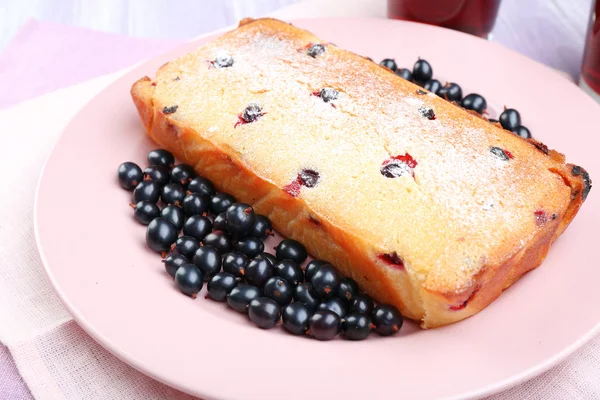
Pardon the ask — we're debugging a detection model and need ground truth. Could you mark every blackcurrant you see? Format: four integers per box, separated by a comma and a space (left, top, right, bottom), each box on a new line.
372, 304, 404, 336
263, 277, 293, 306
227, 284, 261, 313
461, 93, 487, 114
129, 201, 160, 225
160, 204, 185, 230
350, 293, 375, 315
282, 303, 311, 335
311, 264, 340, 299
395, 68, 413, 81
207, 272, 238, 301
248, 297, 281, 329
413, 59, 433, 85
337, 277, 359, 304
210, 193, 236, 215
226, 202, 256, 236
308, 310, 340, 341
317, 297, 347, 318
146, 217, 178, 254
188, 176, 216, 198
203, 231, 232, 254
162, 253, 189, 278
273, 259, 303, 286
183, 215, 212, 241
294, 283, 320, 312
249, 215, 273, 239
499, 108, 521, 131
438, 82, 462, 102
304, 259, 327, 282
424, 79, 441, 95
245, 255, 273, 288
261, 252, 277, 267
174, 236, 200, 259
379, 58, 397, 72
213, 212, 229, 231
118, 162, 143, 190
133, 180, 161, 204
143, 165, 170, 186
174, 264, 203, 298
222, 252, 249, 278
193, 246, 222, 280
234, 237, 264, 258
147, 149, 175, 168
170, 164, 195, 186
161, 183, 185, 205
342, 313, 373, 340
275, 239, 307, 264
512, 125, 531, 139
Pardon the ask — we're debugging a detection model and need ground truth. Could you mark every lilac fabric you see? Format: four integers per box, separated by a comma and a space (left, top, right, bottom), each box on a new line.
0, 344, 33, 400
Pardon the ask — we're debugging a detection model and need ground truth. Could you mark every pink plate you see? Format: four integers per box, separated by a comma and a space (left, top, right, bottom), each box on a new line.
35, 18, 600, 400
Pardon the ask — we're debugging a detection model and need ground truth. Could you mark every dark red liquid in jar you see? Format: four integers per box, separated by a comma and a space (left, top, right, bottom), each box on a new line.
387, 0, 502, 38
582, 1, 600, 94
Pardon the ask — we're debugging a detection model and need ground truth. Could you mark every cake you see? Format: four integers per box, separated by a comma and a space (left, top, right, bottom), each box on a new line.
130, 17, 591, 328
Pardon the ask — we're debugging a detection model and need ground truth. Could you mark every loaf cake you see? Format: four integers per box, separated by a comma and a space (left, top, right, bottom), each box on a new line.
130, 18, 591, 328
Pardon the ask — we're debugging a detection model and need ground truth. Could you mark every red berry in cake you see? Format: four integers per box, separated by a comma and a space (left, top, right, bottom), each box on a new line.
226, 202, 256, 236
418, 106, 436, 120
512, 125, 532, 139
379, 58, 398, 72
489, 147, 511, 161
214, 53, 234, 68
317, 297, 347, 318
203, 231, 233, 254
174, 264, 203, 298
161, 204, 185, 230
183, 215, 212, 241
311, 264, 341, 299
380, 154, 417, 179
118, 162, 143, 190
342, 313, 373, 341
372, 304, 403, 336
412, 59, 433, 85
461, 93, 487, 114
438, 82, 463, 102
275, 239, 308, 264
499, 108, 521, 131
307, 43, 326, 58
534, 210, 549, 226
299, 169, 320, 187
395, 68, 413, 81
143, 165, 170, 186
318, 88, 338, 103
222, 251, 249, 278
193, 245, 222, 280
424, 79, 441, 95
378, 252, 404, 269
227, 284, 261, 313
283, 178, 301, 197
282, 303, 311, 335
148, 149, 175, 168
263, 277, 294, 306
207, 272, 238, 301
308, 310, 341, 340
294, 282, 320, 312
248, 297, 281, 329
162, 105, 178, 114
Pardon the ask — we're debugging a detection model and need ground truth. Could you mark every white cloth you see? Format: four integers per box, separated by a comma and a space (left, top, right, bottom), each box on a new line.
0, 1, 599, 399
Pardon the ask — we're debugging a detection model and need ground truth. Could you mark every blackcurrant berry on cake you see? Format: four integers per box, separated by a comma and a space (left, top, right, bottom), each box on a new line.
241, 103, 264, 123
412, 59, 433, 85
294, 282, 320, 312
203, 231, 233, 254
489, 147, 512, 161
438, 82, 463, 102
424, 79, 442, 95
342, 313, 373, 341
534, 210, 549, 226
395, 68, 413, 81
118, 162, 143, 190
380, 154, 417, 179
148, 149, 175, 168
207, 272, 238, 301
307, 43, 326, 58
533, 141, 550, 155
248, 297, 281, 329
299, 169, 320, 187
174, 264, 204, 298
308, 310, 341, 340
174, 235, 200, 259
193, 245, 222, 280
146, 217, 178, 254
499, 108, 521, 131
163, 253, 189, 278
188, 176, 216, 198
129, 201, 160, 225
143, 165, 170, 186
372, 304, 403, 336
227, 284, 261, 313
275, 239, 308, 264
183, 215, 212, 241
282, 303, 311, 335
161, 183, 186, 205
222, 251, 249, 278
378, 252, 404, 269
571, 166, 592, 200
160, 204, 185, 230
263, 277, 294, 306
311, 264, 341, 299
379, 58, 398, 71
318, 88, 339, 103
512, 125, 532, 139
170, 164, 196, 186
418, 106, 436, 120
461, 93, 487, 114
162, 105, 178, 114
214, 53, 234, 68
133, 180, 161, 204
317, 297, 347, 318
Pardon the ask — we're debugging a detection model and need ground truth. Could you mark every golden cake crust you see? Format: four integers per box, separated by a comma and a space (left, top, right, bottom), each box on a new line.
130, 18, 590, 328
